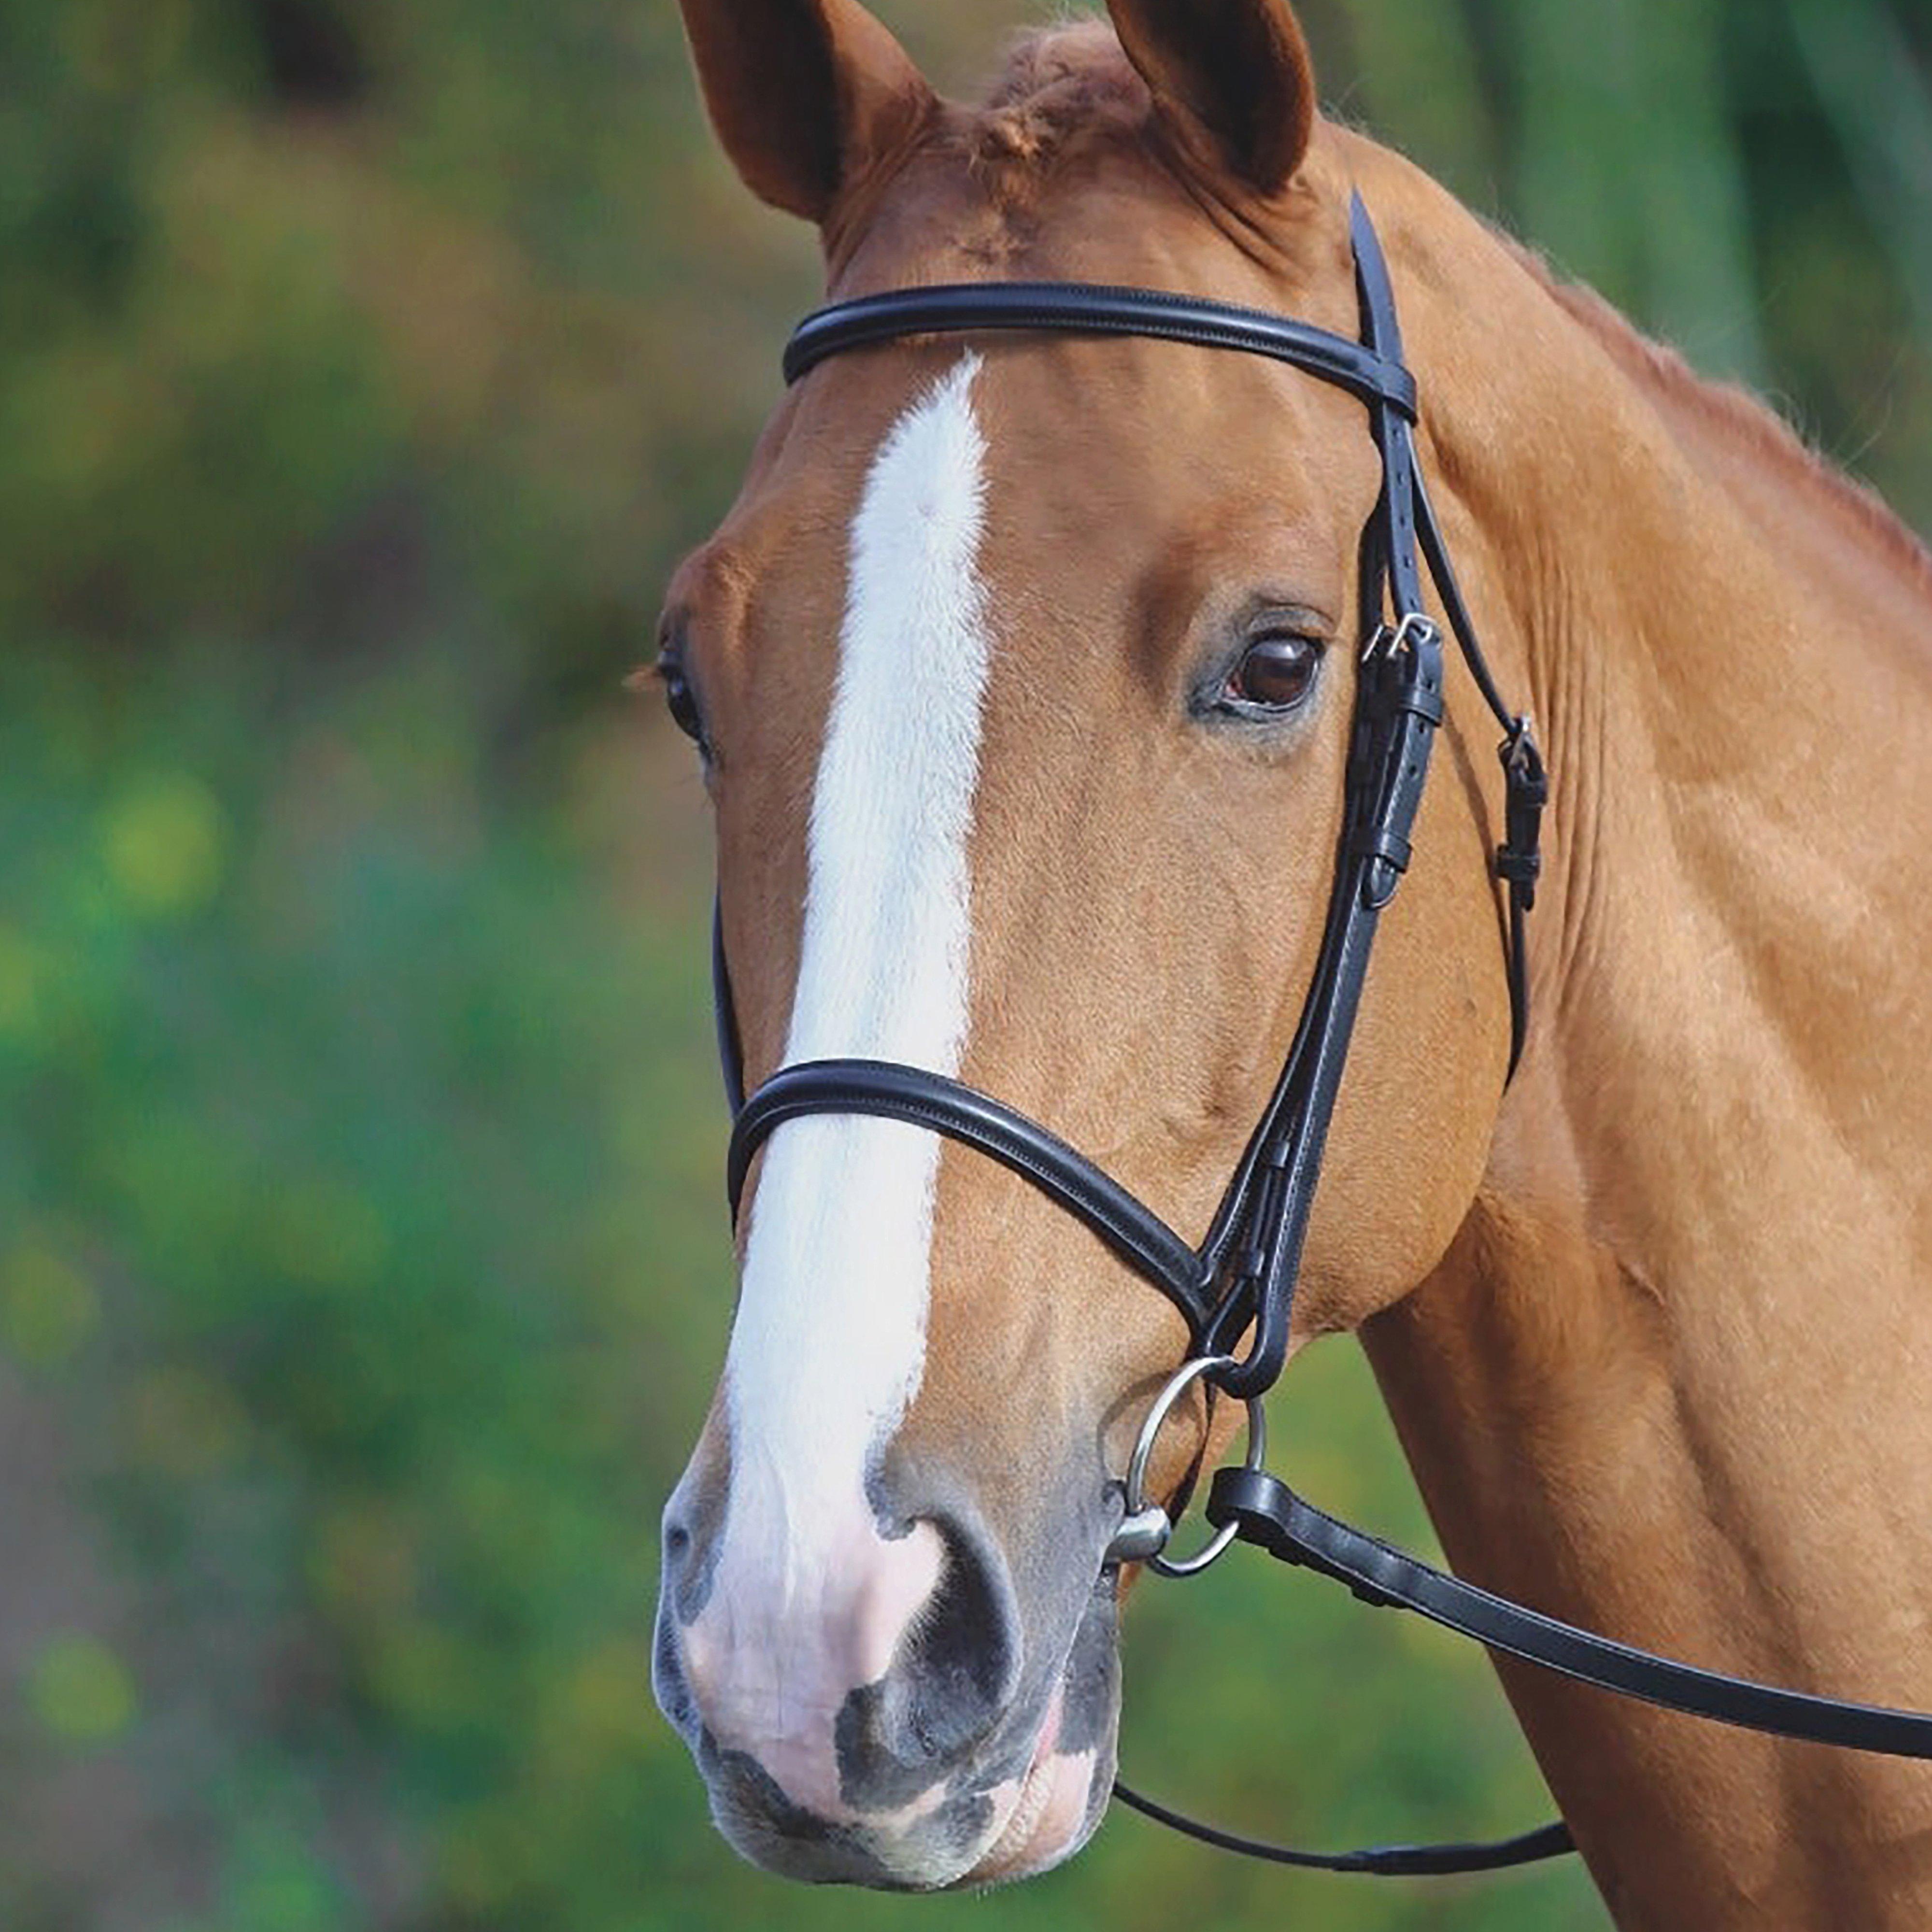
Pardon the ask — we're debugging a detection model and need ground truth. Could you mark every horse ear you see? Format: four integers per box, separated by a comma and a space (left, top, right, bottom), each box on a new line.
1106, 0, 1316, 195
675, 0, 936, 224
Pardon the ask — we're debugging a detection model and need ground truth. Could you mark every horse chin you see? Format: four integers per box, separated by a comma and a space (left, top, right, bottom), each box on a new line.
954, 1689, 1115, 1887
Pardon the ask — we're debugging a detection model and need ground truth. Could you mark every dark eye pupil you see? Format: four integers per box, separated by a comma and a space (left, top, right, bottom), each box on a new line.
1229, 636, 1317, 709
665, 674, 703, 741
655, 651, 707, 747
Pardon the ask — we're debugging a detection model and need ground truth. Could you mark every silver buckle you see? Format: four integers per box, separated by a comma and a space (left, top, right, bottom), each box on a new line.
1363, 609, 1439, 665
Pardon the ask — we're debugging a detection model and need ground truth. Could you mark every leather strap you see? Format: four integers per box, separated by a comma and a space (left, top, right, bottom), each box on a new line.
1113, 1779, 1573, 1875
1196, 621, 1448, 1396
785, 280, 1418, 415
1208, 1467, 1932, 1758
728, 1058, 1213, 1333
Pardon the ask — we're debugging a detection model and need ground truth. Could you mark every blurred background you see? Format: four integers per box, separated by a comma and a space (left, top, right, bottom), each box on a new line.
2, 0, 1928, 1926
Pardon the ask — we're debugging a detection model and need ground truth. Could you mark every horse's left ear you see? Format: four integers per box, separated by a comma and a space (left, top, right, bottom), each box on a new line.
1106, 0, 1316, 195
676, 0, 936, 225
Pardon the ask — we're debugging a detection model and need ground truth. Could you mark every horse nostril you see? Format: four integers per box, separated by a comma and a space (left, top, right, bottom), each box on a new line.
896, 1520, 1015, 1753
831, 1510, 1021, 1807
659, 1498, 722, 1627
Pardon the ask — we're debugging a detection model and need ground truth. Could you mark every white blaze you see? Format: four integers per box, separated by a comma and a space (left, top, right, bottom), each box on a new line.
694, 356, 992, 1791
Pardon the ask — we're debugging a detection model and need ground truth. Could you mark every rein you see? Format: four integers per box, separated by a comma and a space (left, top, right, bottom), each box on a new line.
706, 191, 1932, 1882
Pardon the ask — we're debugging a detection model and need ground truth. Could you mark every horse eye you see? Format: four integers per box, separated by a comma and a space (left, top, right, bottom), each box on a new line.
654, 648, 710, 752
1224, 634, 1321, 711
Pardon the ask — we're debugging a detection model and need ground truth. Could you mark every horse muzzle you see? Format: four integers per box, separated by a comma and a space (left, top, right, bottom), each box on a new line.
653, 1464, 1122, 1888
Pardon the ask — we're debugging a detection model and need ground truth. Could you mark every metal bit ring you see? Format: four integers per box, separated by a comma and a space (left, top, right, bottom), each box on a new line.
1121, 1354, 1268, 1578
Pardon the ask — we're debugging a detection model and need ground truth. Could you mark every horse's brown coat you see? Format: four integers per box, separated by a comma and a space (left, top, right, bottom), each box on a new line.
663, 1, 1932, 1918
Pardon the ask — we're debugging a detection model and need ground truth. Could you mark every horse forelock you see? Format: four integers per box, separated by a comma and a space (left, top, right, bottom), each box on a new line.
821, 18, 1339, 285
974, 22, 1146, 161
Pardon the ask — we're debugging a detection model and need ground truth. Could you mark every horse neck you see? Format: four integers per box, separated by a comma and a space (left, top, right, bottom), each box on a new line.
1350, 154, 1932, 1925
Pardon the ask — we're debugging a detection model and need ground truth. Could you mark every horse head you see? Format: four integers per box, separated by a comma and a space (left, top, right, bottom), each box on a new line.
652, 0, 1525, 1889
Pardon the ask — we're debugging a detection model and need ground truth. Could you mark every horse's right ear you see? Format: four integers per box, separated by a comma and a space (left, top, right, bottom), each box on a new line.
675, 0, 936, 225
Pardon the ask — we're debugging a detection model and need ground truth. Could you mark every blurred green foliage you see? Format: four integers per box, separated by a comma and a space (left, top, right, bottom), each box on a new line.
1, 1, 1926, 1927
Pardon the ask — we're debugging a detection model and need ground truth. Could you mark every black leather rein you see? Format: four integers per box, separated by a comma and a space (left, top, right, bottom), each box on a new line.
705, 191, 1932, 1883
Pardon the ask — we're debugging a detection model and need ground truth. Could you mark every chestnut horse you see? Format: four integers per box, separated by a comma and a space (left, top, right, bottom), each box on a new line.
650, 1, 1932, 1923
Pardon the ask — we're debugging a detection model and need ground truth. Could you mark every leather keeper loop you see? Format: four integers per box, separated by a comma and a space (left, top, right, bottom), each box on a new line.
1495, 846, 1541, 887
1349, 825, 1413, 874
1497, 724, 1548, 911
1392, 686, 1446, 726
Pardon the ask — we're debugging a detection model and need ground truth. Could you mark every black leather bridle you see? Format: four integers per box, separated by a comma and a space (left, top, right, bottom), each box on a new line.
705, 192, 1932, 1881
730, 194, 1545, 1407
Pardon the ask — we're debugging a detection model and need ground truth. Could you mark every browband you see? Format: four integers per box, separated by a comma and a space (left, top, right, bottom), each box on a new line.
785, 280, 1418, 414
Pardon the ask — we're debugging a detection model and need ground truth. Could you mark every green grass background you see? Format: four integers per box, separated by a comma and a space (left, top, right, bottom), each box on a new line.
3, 0, 1928, 1925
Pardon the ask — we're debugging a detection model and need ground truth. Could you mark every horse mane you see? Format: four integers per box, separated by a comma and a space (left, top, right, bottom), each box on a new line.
1504, 239, 1932, 600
